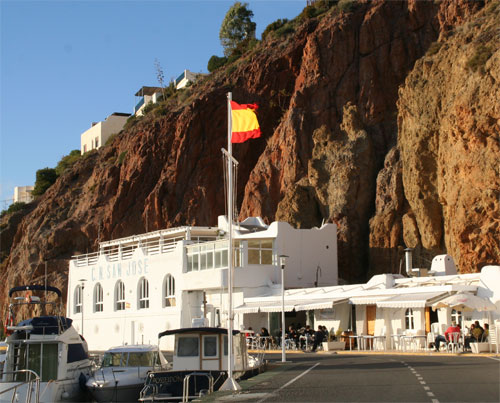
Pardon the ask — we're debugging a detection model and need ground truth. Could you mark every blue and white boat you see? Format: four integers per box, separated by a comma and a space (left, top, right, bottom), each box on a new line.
86, 343, 169, 402
0, 285, 92, 402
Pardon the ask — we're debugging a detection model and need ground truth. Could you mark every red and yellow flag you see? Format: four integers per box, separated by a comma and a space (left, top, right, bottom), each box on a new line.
230, 101, 261, 143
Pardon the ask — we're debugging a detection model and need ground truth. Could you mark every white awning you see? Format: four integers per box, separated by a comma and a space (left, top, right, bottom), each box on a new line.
349, 295, 391, 305
294, 297, 348, 311
233, 301, 295, 314
376, 292, 448, 309
234, 297, 348, 313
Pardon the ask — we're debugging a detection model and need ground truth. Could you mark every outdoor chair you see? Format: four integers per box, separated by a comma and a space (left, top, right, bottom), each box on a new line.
490, 321, 499, 354
447, 332, 462, 353
373, 326, 386, 351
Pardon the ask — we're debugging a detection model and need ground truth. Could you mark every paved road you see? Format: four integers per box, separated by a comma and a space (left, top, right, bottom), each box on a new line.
204, 353, 500, 402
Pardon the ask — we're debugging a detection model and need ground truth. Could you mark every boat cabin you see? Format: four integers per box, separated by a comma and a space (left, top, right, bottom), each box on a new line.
160, 328, 247, 372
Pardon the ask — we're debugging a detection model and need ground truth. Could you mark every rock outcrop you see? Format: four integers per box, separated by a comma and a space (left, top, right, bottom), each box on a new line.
1, 1, 498, 310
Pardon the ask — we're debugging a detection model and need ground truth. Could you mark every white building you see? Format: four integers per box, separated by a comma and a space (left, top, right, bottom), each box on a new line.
67, 216, 338, 351
13, 186, 34, 203
134, 86, 163, 116
174, 70, 206, 90
237, 254, 500, 351
80, 112, 131, 154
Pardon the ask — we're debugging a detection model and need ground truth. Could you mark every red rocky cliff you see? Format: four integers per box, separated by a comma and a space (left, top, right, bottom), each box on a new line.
1, 1, 498, 310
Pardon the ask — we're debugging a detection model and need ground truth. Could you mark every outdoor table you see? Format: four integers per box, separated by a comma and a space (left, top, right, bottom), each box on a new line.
349, 335, 362, 351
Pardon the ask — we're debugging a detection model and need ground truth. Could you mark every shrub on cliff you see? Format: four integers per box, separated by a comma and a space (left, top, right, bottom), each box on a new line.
466, 44, 493, 73
262, 18, 289, 41
32, 168, 58, 197
208, 55, 228, 72
0, 202, 28, 218
55, 149, 82, 176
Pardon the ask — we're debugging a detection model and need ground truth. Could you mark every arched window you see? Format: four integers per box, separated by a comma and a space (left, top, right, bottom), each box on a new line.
74, 285, 82, 314
405, 308, 415, 330
164, 275, 176, 307
94, 283, 103, 313
115, 281, 126, 311
451, 309, 462, 327
138, 278, 149, 309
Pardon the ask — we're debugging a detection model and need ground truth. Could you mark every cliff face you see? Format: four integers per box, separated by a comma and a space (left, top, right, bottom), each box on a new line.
396, 1, 500, 272
1, 1, 498, 309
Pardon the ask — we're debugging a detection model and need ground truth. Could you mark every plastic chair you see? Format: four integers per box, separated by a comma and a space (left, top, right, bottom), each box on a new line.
447, 332, 461, 353
373, 326, 386, 351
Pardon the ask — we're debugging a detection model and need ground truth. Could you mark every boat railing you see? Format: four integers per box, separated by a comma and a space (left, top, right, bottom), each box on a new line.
0, 369, 40, 403
182, 372, 214, 402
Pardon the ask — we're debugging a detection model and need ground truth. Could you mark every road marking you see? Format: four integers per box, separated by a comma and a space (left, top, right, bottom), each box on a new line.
401, 360, 438, 403
484, 356, 500, 362
257, 363, 320, 402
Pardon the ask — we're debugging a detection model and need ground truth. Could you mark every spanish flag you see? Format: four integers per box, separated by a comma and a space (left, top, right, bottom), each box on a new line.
230, 101, 261, 143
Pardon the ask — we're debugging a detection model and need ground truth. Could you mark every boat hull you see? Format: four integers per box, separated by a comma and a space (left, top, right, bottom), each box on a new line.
88, 382, 145, 403
139, 370, 227, 401
0, 379, 88, 403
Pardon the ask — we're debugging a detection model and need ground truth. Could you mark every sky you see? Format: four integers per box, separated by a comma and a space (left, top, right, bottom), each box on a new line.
0, 0, 305, 208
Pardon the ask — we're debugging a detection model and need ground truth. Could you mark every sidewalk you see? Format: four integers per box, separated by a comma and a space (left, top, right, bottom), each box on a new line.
248, 348, 500, 357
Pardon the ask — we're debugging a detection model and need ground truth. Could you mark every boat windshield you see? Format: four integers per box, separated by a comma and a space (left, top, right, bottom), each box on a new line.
102, 351, 157, 367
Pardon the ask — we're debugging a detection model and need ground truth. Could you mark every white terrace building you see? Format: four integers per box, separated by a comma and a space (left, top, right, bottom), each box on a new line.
67, 216, 338, 351
80, 112, 131, 154
237, 255, 500, 351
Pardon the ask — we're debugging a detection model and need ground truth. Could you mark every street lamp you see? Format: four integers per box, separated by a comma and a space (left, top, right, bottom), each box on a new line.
78, 279, 86, 337
279, 255, 288, 363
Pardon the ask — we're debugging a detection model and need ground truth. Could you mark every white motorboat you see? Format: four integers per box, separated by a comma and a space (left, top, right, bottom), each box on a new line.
139, 327, 264, 401
0, 285, 92, 402
86, 344, 169, 402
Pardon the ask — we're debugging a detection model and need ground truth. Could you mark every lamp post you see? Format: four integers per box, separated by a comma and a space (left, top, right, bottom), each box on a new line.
279, 255, 288, 363
78, 279, 86, 337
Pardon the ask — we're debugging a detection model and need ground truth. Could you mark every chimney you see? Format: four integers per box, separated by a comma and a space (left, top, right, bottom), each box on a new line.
405, 248, 413, 277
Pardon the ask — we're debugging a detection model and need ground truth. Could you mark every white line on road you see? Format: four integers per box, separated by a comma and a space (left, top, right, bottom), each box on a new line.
257, 363, 320, 402
401, 360, 439, 403
484, 356, 500, 362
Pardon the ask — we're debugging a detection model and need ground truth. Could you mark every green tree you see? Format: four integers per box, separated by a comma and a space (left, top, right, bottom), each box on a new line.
32, 168, 58, 197
219, 2, 256, 57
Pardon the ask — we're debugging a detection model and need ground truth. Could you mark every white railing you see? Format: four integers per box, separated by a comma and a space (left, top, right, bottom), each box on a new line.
72, 236, 217, 267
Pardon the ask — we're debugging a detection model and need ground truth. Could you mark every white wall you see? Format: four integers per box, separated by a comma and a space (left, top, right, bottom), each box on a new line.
13, 186, 33, 203
271, 222, 338, 288
80, 114, 128, 154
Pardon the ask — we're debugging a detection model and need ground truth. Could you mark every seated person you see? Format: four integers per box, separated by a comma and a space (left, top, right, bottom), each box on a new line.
311, 326, 325, 352
472, 321, 484, 341
300, 325, 314, 349
286, 325, 299, 349
434, 321, 461, 351
464, 324, 475, 349
483, 323, 489, 341
259, 327, 270, 348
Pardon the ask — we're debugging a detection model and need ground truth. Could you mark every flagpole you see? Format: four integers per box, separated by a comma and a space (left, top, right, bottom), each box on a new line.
220, 91, 240, 391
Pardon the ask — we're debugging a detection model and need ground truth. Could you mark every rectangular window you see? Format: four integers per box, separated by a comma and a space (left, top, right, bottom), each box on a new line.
222, 249, 228, 267
177, 337, 199, 357
247, 239, 274, 265
202, 335, 218, 358
215, 250, 222, 268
